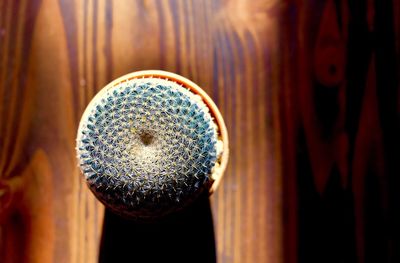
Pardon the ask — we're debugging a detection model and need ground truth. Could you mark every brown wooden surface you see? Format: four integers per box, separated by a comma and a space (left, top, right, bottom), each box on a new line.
280, 0, 400, 262
0, 1, 283, 262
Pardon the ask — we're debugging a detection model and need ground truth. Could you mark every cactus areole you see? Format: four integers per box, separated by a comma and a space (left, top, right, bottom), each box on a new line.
76, 70, 229, 219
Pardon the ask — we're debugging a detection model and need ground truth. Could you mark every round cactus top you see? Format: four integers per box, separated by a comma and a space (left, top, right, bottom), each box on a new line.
76, 76, 222, 219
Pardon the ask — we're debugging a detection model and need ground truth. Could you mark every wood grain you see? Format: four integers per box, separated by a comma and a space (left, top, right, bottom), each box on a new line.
0, 0, 284, 262
280, 0, 400, 262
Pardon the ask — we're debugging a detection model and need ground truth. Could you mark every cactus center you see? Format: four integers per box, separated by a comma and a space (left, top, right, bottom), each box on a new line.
139, 131, 154, 146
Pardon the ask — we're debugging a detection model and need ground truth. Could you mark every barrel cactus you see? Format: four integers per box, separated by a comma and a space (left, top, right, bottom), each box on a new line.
76, 71, 227, 219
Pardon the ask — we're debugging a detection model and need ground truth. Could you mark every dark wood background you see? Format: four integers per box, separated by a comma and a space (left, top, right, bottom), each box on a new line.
280, 0, 400, 262
0, 0, 399, 262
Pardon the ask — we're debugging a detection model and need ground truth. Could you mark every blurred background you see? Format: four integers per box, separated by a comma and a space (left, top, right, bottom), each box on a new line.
0, 0, 399, 262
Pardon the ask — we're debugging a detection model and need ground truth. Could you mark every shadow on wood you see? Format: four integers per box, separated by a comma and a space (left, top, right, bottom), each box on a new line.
99, 192, 216, 263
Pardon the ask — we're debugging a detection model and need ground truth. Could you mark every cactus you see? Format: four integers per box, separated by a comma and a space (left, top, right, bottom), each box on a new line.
76, 77, 219, 219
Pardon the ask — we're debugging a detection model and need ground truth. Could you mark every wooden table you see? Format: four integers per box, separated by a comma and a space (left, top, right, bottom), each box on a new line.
3, 1, 399, 262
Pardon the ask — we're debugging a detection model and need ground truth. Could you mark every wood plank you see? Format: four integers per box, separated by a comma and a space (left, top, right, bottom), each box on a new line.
280, 0, 400, 262
0, 0, 284, 262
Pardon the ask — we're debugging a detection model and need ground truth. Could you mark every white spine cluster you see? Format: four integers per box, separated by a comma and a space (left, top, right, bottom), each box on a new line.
76, 77, 221, 218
